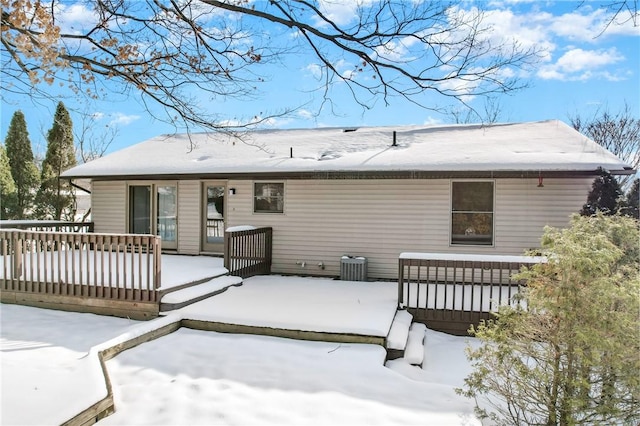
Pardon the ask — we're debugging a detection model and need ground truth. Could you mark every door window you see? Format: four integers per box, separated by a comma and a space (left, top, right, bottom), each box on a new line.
129, 185, 151, 234
202, 183, 226, 253
157, 185, 177, 245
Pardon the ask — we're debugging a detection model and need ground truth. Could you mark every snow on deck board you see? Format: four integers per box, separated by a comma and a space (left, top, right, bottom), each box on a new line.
160, 275, 242, 305
404, 323, 427, 365
386, 310, 413, 350
178, 275, 397, 337
0, 253, 226, 290
399, 252, 547, 263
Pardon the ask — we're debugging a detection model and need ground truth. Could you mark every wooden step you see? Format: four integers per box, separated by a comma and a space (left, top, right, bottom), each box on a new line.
160, 275, 242, 312
159, 269, 229, 296
386, 309, 413, 351
404, 323, 427, 365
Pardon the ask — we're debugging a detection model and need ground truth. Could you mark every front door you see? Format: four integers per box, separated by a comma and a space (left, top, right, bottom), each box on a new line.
201, 182, 226, 253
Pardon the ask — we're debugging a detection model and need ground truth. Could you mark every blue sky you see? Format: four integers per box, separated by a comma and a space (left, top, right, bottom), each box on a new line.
1, 0, 639, 156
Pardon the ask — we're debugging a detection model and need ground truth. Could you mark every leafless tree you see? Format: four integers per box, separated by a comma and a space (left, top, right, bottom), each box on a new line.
447, 97, 505, 124
2, 0, 540, 144
579, 1, 639, 36
570, 102, 640, 188
73, 110, 118, 163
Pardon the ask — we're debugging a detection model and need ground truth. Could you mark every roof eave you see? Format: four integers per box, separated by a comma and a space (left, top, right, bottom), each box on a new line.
61, 167, 635, 182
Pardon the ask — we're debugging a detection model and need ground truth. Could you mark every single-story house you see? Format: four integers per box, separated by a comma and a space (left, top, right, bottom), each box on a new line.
61, 120, 633, 280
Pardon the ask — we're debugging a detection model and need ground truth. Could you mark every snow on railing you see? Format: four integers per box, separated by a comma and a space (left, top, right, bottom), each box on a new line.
397, 252, 546, 333
0, 220, 94, 233
0, 229, 161, 303
224, 226, 272, 278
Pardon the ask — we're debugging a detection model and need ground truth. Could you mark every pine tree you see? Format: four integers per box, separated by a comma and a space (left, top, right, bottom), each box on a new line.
0, 145, 17, 219
621, 178, 639, 219
4, 110, 40, 219
36, 102, 77, 219
460, 214, 640, 425
580, 167, 623, 216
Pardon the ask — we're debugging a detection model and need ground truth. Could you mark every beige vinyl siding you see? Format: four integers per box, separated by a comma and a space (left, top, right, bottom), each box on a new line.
91, 181, 126, 234
177, 180, 201, 255
494, 178, 592, 250
226, 177, 593, 280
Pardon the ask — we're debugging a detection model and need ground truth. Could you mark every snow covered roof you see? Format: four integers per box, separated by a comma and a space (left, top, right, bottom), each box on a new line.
62, 120, 633, 179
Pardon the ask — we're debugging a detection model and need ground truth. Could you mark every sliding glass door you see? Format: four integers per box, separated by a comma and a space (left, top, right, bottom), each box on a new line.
157, 185, 177, 249
128, 183, 177, 250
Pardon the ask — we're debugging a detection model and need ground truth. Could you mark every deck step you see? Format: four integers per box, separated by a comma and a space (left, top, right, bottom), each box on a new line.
160, 269, 229, 295
386, 309, 413, 351
404, 323, 427, 365
160, 275, 243, 312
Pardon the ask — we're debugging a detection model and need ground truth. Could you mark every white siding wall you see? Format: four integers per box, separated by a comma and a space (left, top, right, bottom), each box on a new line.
177, 180, 201, 255
226, 178, 593, 279
91, 181, 126, 233
90, 177, 592, 278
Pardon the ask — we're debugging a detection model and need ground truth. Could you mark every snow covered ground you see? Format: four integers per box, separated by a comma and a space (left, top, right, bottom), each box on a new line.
102, 329, 480, 425
0, 304, 139, 425
1, 275, 482, 425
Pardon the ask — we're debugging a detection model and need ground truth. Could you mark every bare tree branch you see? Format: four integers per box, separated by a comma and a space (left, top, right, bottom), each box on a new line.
578, 1, 639, 37
570, 102, 640, 188
2, 0, 540, 148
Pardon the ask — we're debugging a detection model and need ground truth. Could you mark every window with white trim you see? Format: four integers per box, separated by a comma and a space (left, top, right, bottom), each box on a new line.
451, 181, 494, 245
254, 182, 284, 213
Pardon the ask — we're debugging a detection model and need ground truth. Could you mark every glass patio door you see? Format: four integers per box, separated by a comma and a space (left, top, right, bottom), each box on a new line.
129, 185, 152, 234
157, 185, 177, 250
201, 182, 226, 253
128, 183, 178, 250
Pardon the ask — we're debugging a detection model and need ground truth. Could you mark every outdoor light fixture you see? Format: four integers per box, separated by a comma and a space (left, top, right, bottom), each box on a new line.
537, 172, 544, 188
229, 188, 236, 195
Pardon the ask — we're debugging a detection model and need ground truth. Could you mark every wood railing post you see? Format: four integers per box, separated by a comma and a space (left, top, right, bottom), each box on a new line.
12, 232, 23, 279
224, 227, 272, 278
397, 258, 404, 309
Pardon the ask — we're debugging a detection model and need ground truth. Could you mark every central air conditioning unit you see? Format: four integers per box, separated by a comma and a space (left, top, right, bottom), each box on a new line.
340, 256, 368, 281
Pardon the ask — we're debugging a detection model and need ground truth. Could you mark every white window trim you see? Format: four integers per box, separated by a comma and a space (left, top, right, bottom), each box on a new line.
449, 179, 495, 247
126, 181, 179, 248
253, 181, 285, 214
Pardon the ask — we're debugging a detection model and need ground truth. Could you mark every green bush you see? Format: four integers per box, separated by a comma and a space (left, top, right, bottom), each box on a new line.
459, 214, 640, 425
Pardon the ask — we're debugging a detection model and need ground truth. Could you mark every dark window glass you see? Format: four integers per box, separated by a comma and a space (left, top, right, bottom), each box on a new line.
451, 182, 494, 245
254, 183, 284, 213
129, 186, 151, 234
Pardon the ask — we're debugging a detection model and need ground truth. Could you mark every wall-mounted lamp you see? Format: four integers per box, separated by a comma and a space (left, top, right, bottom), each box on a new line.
229, 188, 236, 195
537, 172, 544, 188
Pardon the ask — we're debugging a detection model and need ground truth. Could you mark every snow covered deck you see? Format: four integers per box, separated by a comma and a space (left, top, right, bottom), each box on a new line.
176, 275, 398, 342
1, 301, 480, 426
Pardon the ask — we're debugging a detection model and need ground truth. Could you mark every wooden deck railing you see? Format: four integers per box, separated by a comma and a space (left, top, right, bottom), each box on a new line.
1, 229, 162, 303
398, 252, 546, 335
224, 227, 272, 278
0, 220, 94, 233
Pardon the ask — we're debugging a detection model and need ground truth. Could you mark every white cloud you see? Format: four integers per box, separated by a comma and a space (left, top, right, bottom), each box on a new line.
537, 47, 625, 81
110, 113, 141, 126
314, 0, 375, 27
304, 63, 322, 79
423, 116, 442, 125
52, 2, 98, 34
297, 109, 315, 120
549, 7, 640, 40
481, 8, 557, 62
